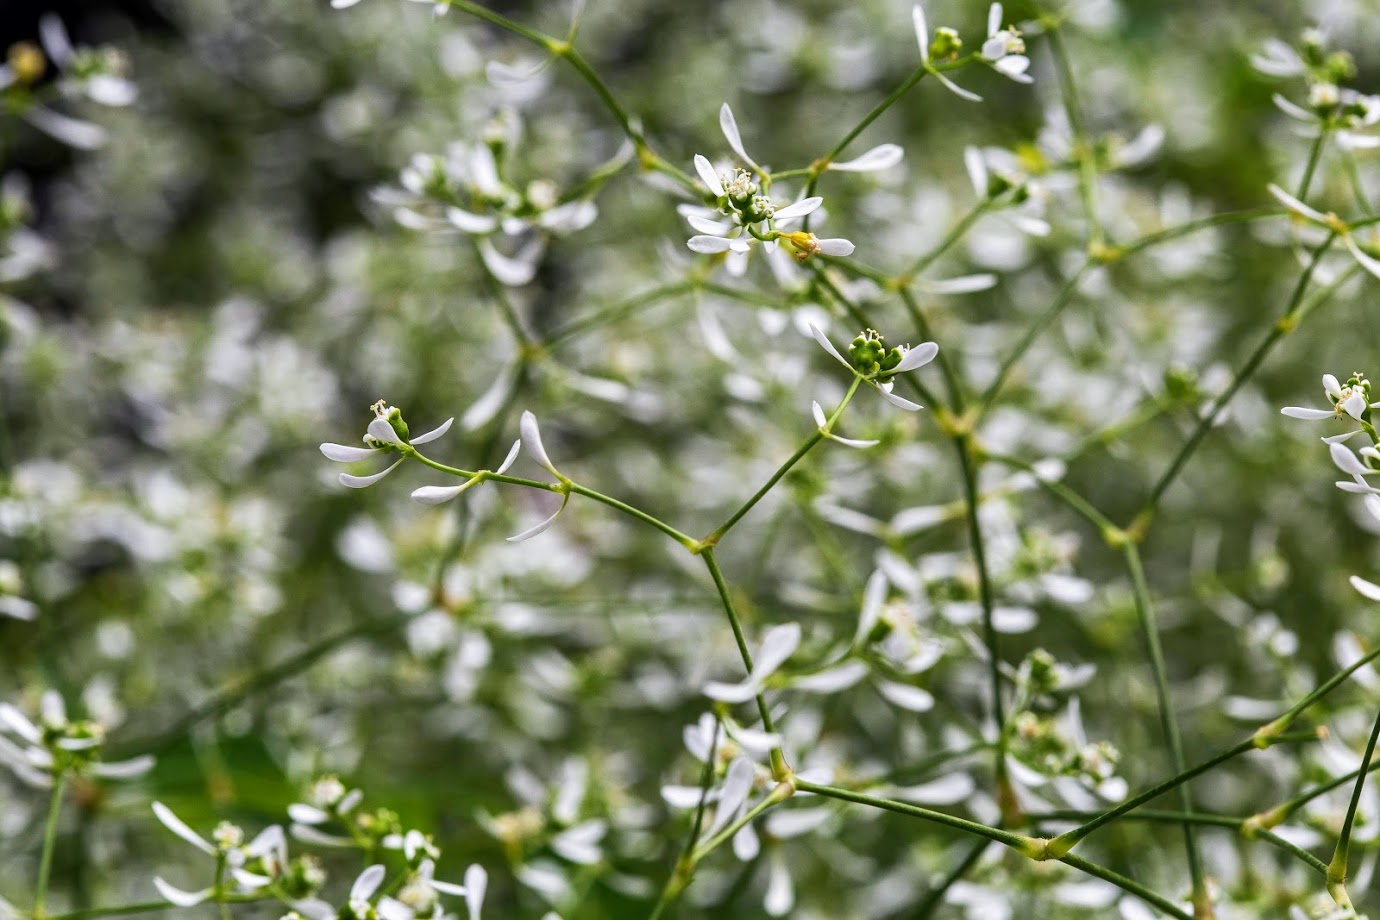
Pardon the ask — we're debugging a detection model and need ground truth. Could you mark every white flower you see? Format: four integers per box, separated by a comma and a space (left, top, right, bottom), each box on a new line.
913, 5, 982, 101
1266, 185, 1380, 280
39, 16, 137, 107
0, 692, 152, 787
1251, 38, 1306, 78
704, 622, 802, 703
151, 802, 287, 904
1281, 373, 1378, 422
505, 411, 570, 543
807, 325, 939, 412
320, 402, 453, 489
981, 3, 1033, 84
810, 400, 878, 449
685, 104, 854, 265
411, 440, 521, 506
827, 143, 904, 173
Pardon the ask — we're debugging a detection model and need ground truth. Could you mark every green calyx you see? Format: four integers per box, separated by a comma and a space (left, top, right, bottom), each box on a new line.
847, 329, 904, 376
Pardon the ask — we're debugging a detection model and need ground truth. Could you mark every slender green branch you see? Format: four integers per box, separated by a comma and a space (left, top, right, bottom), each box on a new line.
977, 261, 1090, 413
648, 721, 723, 920
1326, 707, 1380, 907
1121, 543, 1208, 909
954, 438, 1013, 818
1045, 25, 1101, 248
1141, 234, 1341, 512
904, 198, 990, 278
34, 775, 67, 919
705, 377, 861, 544
547, 280, 696, 344
1057, 854, 1193, 920
701, 549, 786, 778
914, 840, 990, 920
897, 286, 964, 409
984, 451, 1116, 534
691, 781, 793, 861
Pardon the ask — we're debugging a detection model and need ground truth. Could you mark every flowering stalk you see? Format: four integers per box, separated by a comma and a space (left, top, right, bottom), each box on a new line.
33, 775, 67, 920
1325, 707, 1380, 909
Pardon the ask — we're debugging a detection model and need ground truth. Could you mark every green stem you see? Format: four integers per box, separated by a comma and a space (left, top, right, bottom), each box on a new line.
41, 897, 266, 920
904, 199, 989, 278
1046, 25, 1101, 248
690, 781, 793, 861
701, 549, 786, 778
1297, 129, 1328, 201
547, 280, 696, 344
1326, 706, 1380, 906
34, 775, 67, 919
977, 261, 1090, 413
648, 721, 723, 920
705, 377, 861, 544
1141, 234, 1340, 512
954, 437, 1011, 817
897, 285, 964, 409
984, 451, 1116, 534
1121, 543, 1208, 907
914, 840, 990, 920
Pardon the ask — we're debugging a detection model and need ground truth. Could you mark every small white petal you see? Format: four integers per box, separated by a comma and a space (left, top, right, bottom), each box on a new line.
321, 443, 379, 462
339, 458, 405, 489
1280, 407, 1334, 420
694, 154, 724, 197
876, 679, 935, 712
892, 341, 939, 373
352, 865, 387, 901
772, 197, 824, 221
995, 56, 1033, 82
486, 58, 550, 87
719, 103, 759, 170
808, 324, 854, 371
921, 273, 998, 294
912, 5, 929, 61
753, 622, 802, 679
410, 417, 454, 445
464, 865, 488, 920
25, 107, 106, 150
537, 200, 598, 233
412, 481, 481, 505
153, 880, 212, 907
935, 71, 983, 102
479, 238, 542, 287
964, 147, 989, 198
1344, 392, 1369, 420
90, 755, 154, 779
495, 439, 522, 475
446, 207, 498, 234
331, 0, 364, 8
1337, 480, 1380, 494
152, 802, 215, 854
429, 879, 469, 897
1344, 234, 1380, 281
829, 144, 904, 172
688, 235, 736, 254
702, 679, 761, 704
290, 824, 356, 847
707, 758, 755, 836
1352, 576, 1380, 602
367, 418, 403, 445
686, 215, 731, 235
377, 898, 412, 920
764, 856, 794, 917
811, 401, 828, 428
0, 705, 41, 744
505, 495, 568, 542
876, 384, 924, 412
1332, 443, 1371, 477
1267, 184, 1331, 225
520, 410, 559, 476
815, 238, 855, 256
39, 16, 74, 68
829, 433, 880, 449
1272, 93, 1317, 123
987, 2, 1003, 37
292, 900, 337, 920
1324, 374, 1343, 397
793, 661, 868, 692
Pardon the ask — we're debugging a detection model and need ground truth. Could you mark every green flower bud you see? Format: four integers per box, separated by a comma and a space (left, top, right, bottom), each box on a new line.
930, 27, 962, 61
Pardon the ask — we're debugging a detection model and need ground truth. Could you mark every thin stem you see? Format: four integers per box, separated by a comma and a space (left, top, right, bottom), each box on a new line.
690, 781, 792, 861
1057, 854, 1193, 920
35, 775, 68, 919
984, 451, 1116, 533
954, 438, 1011, 817
42, 897, 266, 920
978, 261, 1090, 413
648, 721, 722, 920
547, 280, 696, 344
904, 199, 989, 278
1142, 233, 1339, 512
1326, 707, 1380, 906
1297, 130, 1329, 201
914, 841, 990, 920
705, 377, 861, 544
897, 286, 964, 409
1121, 543, 1208, 908
1045, 25, 1101, 248
701, 549, 785, 778
568, 483, 699, 549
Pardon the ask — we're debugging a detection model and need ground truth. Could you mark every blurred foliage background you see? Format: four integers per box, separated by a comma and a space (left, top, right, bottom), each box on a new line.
4, 0, 1380, 917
